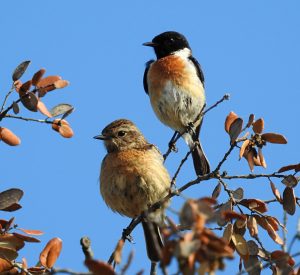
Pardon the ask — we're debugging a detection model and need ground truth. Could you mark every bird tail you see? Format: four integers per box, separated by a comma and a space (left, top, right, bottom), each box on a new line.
183, 120, 210, 176
142, 220, 164, 262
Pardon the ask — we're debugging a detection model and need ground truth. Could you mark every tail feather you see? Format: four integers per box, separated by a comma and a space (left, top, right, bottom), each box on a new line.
184, 120, 210, 176
142, 221, 163, 262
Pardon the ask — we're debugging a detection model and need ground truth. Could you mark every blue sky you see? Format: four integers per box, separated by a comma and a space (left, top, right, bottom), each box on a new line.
0, 1, 299, 274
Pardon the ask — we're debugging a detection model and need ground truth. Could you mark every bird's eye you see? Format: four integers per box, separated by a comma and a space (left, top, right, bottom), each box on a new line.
117, 131, 126, 137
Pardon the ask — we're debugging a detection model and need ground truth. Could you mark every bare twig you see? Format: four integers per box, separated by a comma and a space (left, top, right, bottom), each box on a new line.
5, 114, 55, 124
80, 237, 93, 261
282, 211, 288, 252
50, 269, 91, 275
1, 84, 15, 112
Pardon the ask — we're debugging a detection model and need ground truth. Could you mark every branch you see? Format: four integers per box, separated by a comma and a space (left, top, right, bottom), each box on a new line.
1, 84, 15, 112
5, 114, 54, 124
50, 269, 91, 275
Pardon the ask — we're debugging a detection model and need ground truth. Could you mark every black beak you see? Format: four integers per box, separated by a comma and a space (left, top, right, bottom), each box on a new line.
93, 134, 109, 140
143, 41, 158, 47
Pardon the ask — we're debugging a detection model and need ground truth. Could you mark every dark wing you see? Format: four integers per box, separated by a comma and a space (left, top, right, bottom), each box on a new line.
143, 60, 154, 94
189, 56, 205, 86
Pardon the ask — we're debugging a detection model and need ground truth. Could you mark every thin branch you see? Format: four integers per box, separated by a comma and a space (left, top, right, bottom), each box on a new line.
1, 84, 15, 112
50, 269, 91, 275
282, 211, 288, 252
5, 114, 54, 124
120, 251, 134, 275
202, 93, 230, 116
222, 173, 286, 180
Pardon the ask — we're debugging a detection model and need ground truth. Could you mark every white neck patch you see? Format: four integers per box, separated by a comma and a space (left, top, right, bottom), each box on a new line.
173, 47, 191, 58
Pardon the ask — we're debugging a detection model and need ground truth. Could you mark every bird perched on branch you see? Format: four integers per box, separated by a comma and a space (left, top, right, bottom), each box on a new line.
94, 119, 170, 262
143, 31, 210, 175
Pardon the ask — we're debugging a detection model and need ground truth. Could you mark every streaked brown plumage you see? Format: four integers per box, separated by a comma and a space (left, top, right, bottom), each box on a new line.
95, 119, 170, 262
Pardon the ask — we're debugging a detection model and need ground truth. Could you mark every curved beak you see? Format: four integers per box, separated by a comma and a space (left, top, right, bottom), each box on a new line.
93, 134, 109, 140
143, 41, 158, 47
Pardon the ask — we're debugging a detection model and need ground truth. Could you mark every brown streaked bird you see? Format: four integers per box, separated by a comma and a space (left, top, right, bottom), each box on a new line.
143, 31, 210, 175
94, 119, 170, 262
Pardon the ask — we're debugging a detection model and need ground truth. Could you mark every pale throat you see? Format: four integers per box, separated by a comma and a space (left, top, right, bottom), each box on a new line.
173, 47, 192, 58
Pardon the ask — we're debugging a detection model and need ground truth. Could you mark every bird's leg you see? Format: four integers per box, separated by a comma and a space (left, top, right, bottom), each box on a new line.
122, 218, 136, 243
168, 131, 179, 152
187, 122, 197, 137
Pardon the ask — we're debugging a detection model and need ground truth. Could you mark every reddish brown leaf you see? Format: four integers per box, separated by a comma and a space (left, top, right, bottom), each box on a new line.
36, 76, 61, 88
278, 163, 300, 173
222, 211, 246, 222
20, 91, 38, 112
39, 237, 62, 268
59, 124, 74, 138
12, 61, 31, 81
32, 69, 46, 86
19, 80, 32, 96
247, 216, 258, 237
162, 240, 176, 266
270, 181, 282, 202
239, 139, 250, 160
245, 114, 255, 129
258, 148, 267, 168
255, 216, 283, 245
265, 216, 280, 231
0, 258, 13, 272
19, 228, 44, 236
283, 187, 296, 215
54, 80, 69, 89
223, 223, 233, 243
247, 240, 259, 256
27, 267, 46, 274
261, 133, 287, 144
225, 111, 239, 133
0, 234, 25, 251
0, 247, 18, 261
37, 100, 52, 118
113, 239, 124, 265
271, 250, 295, 266
51, 119, 69, 132
0, 127, 21, 146
21, 258, 28, 275
239, 199, 267, 213
84, 259, 115, 275
12, 102, 20, 114
252, 118, 264, 134
243, 255, 262, 274
5, 217, 15, 232
1, 203, 22, 212
0, 188, 23, 210
13, 232, 40, 243
38, 84, 56, 97
229, 118, 243, 144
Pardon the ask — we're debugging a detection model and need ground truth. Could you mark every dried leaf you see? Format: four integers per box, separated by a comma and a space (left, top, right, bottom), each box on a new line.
261, 133, 287, 144
50, 104, 73, 117
239, 139, 250, 160
20, 92, 38, 112
281, 175, 298, 188
84, 259, 115, 275
270, 181, 282, 202
278, 163, 300, 173
59, 124, 74, 138
39, 237, 62, 268
5, 217, 15, 232
246, 114, 255, 129
229, 118, 243, 144
0, 234, 25, 250
283, 187, 296, 215
223, 223, 233, 243
0, 188, 23, 210
21, 258, 27, 275
225, 111, 239, 133
13, 233, 40, 243
216, 201, 233, 226
12, 61, 31, 81
19, 80, 32, 96
222, 211, 246, 222
265, 216, 280, 231
32, 69, 46, 86
161, 241, 176, 266
243, 255, 262, 275
36, 76, 61, 88
211, 182, 221, 199
0, 258, 13, 272
38, 85, 56, 97
54, 80, 69, 89
0, 127, 21, 146
252, 118, 264, 134
61, 107, 74, 120
271, 250, 295, 267
247, 216, 258, 237
19, 229, 44, 236
114, 239, 124, 265
239, 199, 267, 213
247, 240, 259, 256
232, 187, 244, 201
12, 102, 20, 114
14, 80, 22, 93
0, 246, 18, 261
231, 233, 249, 260
1, 203, 22, 212
37, 100, 53, 118
258, 148, 267, 168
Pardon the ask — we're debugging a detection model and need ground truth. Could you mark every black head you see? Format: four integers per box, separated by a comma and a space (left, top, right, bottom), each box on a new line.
143, 31, 191, 59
